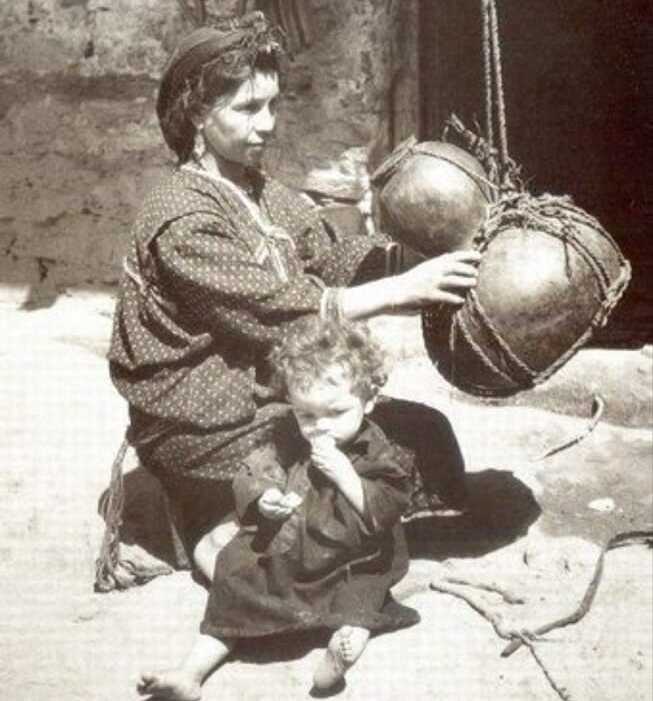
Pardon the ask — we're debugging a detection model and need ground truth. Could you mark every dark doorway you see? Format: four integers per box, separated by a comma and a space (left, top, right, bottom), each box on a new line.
419, 1, 652, 344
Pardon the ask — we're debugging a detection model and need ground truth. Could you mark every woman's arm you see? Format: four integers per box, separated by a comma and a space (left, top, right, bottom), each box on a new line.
155, 211, 325, 347
340, 250, 481, 320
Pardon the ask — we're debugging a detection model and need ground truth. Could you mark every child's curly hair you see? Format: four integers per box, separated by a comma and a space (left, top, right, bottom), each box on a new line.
269, 318, 388, 401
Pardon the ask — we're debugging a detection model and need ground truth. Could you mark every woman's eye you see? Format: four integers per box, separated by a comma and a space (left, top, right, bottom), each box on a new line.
236, 102, 257, 114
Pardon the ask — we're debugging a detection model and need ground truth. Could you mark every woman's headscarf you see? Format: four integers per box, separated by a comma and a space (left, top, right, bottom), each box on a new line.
156, 11, 285, 161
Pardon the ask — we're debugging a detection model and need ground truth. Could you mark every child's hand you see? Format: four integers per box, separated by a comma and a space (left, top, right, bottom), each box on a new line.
310, 437, 355, 484
258, 488, 301, 520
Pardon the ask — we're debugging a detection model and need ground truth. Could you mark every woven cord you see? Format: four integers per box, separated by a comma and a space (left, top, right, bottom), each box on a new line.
454, 194, 631, 394
488, 0, 509, 169
482, 2, 494, 151
481, 0, 511, 182
94, 433, 130, 592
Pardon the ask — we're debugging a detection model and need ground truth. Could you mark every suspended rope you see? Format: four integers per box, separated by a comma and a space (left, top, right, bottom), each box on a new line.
482, 0, 510, 172
420, 0, 632, 398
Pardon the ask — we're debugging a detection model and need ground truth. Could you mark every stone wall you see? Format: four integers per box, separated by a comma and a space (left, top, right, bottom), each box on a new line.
0, 0, 418, 301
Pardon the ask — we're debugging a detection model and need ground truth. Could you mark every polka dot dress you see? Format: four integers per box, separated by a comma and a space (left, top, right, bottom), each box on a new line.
108, 167, 387, 481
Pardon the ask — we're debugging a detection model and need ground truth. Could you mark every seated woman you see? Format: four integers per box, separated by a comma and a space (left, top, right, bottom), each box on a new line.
106, 11, 480, 585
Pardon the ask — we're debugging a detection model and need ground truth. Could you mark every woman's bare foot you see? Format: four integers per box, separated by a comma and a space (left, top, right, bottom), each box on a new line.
137, 669, 201, 701
312, 625, 370, 691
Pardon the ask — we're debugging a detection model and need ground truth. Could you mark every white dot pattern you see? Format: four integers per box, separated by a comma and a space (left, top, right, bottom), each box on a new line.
108, 168, 387, 479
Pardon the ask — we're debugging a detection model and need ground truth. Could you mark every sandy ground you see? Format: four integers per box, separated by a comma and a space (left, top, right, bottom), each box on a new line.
1, 290, 652, 701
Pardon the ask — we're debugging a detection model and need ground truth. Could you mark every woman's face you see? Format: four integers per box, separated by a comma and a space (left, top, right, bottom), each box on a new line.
200, 69, 279, 169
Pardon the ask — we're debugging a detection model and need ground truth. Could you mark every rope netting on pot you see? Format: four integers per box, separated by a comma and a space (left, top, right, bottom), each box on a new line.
372, 0, 631, 397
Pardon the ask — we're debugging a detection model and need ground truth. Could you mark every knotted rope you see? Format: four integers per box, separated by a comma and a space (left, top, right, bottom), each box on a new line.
94, 434, 129, 592
425, 0, 631, 397
424, 190, 631, 396
482, 0, 509, 174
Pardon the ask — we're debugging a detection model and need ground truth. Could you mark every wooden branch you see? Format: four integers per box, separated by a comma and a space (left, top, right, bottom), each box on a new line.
501, 529, 653, 657
443, 576, 525, 605
531, 395, 605, 461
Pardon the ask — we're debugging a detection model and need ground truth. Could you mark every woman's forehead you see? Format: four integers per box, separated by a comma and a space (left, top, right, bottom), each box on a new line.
231, 70, 279, 102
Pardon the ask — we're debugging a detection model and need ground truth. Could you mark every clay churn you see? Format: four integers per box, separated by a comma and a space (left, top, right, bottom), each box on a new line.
421, 190, 631, 396
372, 128, 630, 397
371, 135, 492, 257
371, 0, 631, 397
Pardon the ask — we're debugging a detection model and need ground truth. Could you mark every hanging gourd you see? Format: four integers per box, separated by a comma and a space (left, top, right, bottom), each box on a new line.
375, 0, 631, 397
371, 137, 492, 258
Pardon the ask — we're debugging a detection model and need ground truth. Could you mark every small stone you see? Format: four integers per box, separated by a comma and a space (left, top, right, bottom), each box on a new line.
587, 497, 615, 512
73, 602, 102, 623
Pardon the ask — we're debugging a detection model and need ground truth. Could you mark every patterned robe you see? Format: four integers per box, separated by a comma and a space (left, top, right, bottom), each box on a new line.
108, 165, 468, 549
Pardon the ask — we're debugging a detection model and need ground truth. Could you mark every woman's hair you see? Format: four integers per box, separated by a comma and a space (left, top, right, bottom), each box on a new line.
269, 318, 388, 401
156, 12, 285, 162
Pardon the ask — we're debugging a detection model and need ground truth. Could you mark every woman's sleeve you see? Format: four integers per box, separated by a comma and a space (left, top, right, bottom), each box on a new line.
303, 216, 390, 287
282, 196, 426, 287
154, 210, 324, 348
262, 180, 393, 287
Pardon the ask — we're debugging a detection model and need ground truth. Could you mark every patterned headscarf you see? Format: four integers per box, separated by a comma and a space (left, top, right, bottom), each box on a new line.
156, 11, 285, 161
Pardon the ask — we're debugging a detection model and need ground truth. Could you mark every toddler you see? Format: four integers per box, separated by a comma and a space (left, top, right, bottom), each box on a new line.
138, 318, 419, 699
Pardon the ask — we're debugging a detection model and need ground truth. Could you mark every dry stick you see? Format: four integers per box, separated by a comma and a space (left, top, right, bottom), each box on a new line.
429, 580, 523, 643
430, 580, 572, 701
501, 530, 653, 657
443, 577, 525, 605
531, 395, 605, 462
526, 642, 573, 701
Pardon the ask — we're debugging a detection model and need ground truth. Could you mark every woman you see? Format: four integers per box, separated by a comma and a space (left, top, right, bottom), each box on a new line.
108, 12, 480, 584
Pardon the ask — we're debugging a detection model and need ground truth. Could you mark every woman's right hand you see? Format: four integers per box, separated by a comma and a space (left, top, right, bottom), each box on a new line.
340, 249, 481, 321
396, 250, 481, 308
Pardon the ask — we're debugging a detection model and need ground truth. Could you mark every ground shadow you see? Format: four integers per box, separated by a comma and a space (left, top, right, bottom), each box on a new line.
101, 466, 542, 570
235, 628, 331, 664
405, 468, 542, 560
98, 466, 183, 568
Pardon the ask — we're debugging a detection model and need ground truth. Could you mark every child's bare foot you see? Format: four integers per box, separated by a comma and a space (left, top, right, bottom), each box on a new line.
312, 625, 370, 691
137, 669, 201, 701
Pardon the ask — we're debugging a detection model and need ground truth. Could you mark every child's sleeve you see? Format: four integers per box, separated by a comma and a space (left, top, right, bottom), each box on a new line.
357, 444, 412, 535
232, 444, 287, 524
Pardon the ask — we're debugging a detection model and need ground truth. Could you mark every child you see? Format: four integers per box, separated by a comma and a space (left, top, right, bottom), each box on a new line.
138, 318, 419, 699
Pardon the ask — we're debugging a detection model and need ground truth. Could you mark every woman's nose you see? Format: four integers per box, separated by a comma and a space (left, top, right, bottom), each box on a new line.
254, 105, 275, 133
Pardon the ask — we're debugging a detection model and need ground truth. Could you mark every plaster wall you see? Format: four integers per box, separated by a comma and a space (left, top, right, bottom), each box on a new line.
0, 0, 418, 296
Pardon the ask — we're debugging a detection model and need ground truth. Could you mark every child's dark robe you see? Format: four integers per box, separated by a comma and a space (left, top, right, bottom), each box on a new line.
201, 416, 420, 639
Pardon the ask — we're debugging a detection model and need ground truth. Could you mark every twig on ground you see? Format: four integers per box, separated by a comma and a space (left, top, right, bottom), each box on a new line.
525, 640, 573, 701
502, 529, 653, 657
443, 576, 525, 605
430, 579, 568, 701
429, 580, 527, 642
531, 394, 605, 461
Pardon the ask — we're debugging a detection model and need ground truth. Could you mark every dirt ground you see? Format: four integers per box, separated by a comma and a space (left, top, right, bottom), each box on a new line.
1, 290, 651, 701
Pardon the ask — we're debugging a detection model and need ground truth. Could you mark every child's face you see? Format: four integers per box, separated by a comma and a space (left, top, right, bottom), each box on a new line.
288, 365, 375, 446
